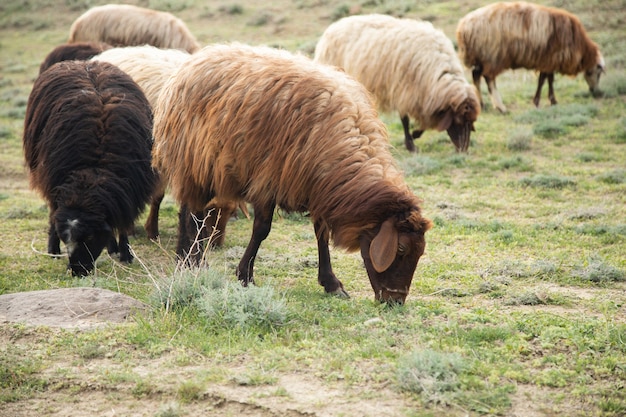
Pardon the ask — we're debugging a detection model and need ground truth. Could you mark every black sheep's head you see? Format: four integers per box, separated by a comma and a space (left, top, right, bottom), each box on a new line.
54, 208, 112, 276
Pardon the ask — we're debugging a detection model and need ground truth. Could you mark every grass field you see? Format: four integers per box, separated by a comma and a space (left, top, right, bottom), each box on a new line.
1, 0, 625, 416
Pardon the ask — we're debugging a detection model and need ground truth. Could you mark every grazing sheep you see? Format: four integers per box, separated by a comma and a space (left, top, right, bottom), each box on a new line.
314, 14, 480, 152
90, 45, 191, 240
69, 4, 201, 53
39, 42, 111, 74
91, 45, 246, 242
153, 43, 432, 304
23, 60, 157, 276
456, 1, 605, 113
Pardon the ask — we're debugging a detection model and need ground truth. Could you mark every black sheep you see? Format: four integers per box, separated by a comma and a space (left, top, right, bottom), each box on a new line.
23, 60, 156, 275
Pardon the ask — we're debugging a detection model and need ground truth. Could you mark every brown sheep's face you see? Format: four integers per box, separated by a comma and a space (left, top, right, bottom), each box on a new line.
584, 61, 605, 95
55, 209, 112, 276
359, 214, 431, 304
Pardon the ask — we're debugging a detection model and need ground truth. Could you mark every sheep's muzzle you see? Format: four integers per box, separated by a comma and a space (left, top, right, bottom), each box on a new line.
447, 121, 472, 152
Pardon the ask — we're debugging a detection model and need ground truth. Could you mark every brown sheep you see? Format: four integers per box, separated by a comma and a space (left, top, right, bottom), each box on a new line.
90, 45, 247, 242
152, 43, 432, 304
456, 1, 605, 113
68, 4, 201, 53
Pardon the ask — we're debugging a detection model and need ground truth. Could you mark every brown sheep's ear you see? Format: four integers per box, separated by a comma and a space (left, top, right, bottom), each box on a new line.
436, 109, 454, 131
370, 219, 398, 273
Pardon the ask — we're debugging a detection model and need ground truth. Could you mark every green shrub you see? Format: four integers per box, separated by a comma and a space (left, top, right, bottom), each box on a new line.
218, 4, 243, 14
506, 127, 533, 151
196, 280, 288, 330
149, 267, 227, 311
597, 169, 625, 184
533, 120, 567, 138
398, 154, 442, 175
598, 73, 626, 98
397, 349, 466, 405
572, 259, 625, 283
520, 174, 576, 189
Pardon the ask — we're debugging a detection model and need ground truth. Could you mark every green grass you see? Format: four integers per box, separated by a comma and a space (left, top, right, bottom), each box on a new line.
1, 0, 625, 416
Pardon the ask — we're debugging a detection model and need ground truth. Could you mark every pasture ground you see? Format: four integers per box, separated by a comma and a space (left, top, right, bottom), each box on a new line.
1, 0, 625, 416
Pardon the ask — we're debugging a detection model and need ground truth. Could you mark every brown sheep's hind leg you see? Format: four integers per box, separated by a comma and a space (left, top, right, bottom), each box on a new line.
314, 220, 349, 298
237, 202, 275, 286
401, 115, 416, 152
176, 204, 207, 266
144, 189, 164, 240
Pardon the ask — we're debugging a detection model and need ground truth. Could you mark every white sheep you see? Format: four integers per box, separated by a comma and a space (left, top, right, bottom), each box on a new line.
91, 45, 191, 108
69, 4, 201, 53
314, 13, 480, 152
456, 1, 605, 113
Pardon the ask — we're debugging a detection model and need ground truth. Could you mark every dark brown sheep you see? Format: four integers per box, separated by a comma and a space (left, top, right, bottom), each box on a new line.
39, 42, 111, 74
23, 60, 157, 276
152, 43, 432, 303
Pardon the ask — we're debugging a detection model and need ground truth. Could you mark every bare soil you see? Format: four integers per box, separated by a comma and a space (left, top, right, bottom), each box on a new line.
0, 288, 422, 417
3, 286, 614, 416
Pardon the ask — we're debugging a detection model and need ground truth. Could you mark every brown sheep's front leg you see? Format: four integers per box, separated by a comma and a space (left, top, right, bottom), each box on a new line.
237, 202, 275, 286
314, 220, 349, 297
546, 73, 557, 105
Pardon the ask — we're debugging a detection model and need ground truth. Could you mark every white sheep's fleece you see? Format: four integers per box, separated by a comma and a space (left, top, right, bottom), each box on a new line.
69, 4, 201, 53
314, 14, 477, 131
91, 45, 191, 107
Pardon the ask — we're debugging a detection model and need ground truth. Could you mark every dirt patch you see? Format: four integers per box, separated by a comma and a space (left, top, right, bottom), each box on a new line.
0, 287, 148, 329
0, 288, 425, 417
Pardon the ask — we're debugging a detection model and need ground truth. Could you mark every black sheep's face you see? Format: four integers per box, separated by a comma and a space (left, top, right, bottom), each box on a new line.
360, 214, 431, 304
55, 212, 112, 276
